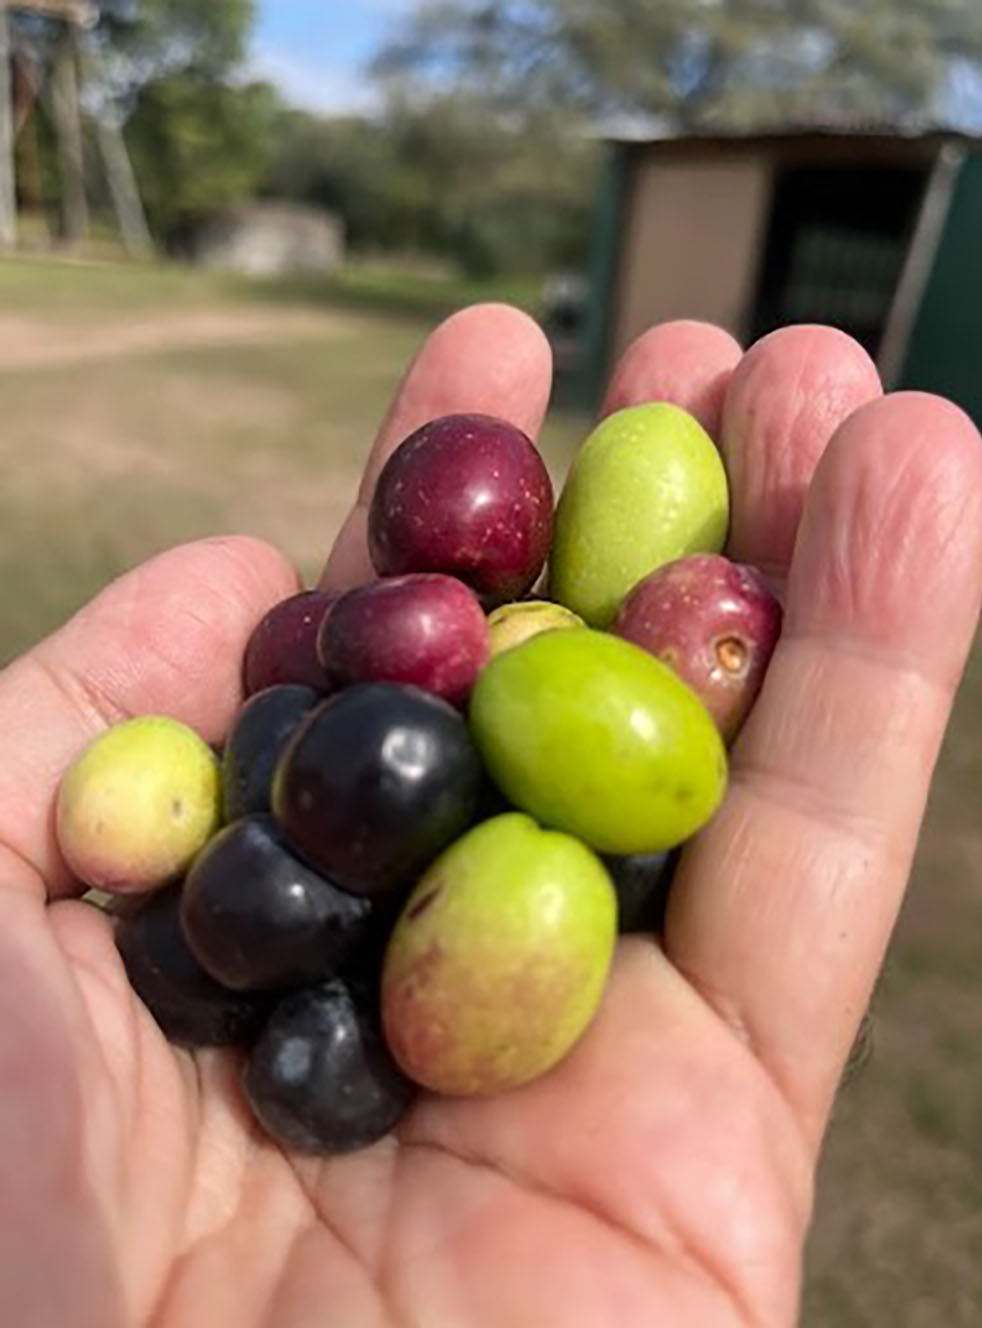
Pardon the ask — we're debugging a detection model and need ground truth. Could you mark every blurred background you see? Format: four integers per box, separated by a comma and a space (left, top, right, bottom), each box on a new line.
0, 3, 980, 1322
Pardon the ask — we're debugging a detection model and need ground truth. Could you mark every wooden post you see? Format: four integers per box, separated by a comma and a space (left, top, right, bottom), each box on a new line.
94, 113, 154, 257
878, 145, 963, 391
13, 49, 42, 215
76, 34, 154, 258
0, 7, 16, 249
51, 23, 87, 243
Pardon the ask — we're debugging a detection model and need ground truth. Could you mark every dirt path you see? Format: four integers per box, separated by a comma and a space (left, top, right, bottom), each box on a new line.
0, 307, 345, 371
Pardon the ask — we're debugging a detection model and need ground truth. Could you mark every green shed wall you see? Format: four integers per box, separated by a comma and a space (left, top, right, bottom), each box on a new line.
576, 144, 629, 411
901, 152, 982, 426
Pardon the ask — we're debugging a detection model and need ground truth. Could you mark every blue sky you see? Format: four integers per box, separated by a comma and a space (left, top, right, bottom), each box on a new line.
251, 1, 418, 113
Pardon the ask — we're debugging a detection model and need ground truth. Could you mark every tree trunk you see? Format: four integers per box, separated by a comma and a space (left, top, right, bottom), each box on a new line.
0, 11, 16, 249
51, 29, 87, 244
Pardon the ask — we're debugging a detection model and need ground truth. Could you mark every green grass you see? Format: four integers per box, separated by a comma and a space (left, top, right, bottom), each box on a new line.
0, 254, 546, 321
0, 254, 231, 311
227, 261, 546, 323
331, 261, 545, 318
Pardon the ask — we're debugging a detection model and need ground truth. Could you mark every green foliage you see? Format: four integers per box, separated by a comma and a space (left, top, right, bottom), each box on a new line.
264, 112, 425, 254
264, 101, 598, 276
376, 0, 982, 131
95, 0, 255, 84
126, 76, 280, 246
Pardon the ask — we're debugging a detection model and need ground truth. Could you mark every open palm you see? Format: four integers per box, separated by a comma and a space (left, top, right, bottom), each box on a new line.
1, 309, 979, 1328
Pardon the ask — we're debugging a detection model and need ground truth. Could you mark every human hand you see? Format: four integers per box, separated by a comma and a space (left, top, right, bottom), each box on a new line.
1, 308, 978, 1328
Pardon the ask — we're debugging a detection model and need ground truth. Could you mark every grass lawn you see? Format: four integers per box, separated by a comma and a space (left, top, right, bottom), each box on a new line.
0, 253, 546, 319
0, 257, 583, 661
0, 255, 980, 1325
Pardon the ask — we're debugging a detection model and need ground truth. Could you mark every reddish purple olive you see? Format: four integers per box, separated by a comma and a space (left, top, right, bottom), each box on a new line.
243, 590, 336, 695
368, 414, 554, 608
318, 574, 489, 707
611, 554, 782, 742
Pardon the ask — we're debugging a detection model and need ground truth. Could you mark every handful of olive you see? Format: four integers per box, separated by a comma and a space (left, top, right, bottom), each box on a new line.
58, 406, 782, 1155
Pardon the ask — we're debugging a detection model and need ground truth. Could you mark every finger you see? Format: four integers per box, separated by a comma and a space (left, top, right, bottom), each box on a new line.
601, 319, 743, 438
320, 304, 554, 592
666, 393, 982, 1149
0, 537, 298, 898
720, 326, 882, 584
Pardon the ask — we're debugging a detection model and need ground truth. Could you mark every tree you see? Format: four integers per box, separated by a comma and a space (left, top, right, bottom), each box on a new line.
263, 100, 597, 276
3, 1, 270, 249
375, 0, 982, 132
125, 75, 279, 249
94, 0, 256, 89
91, 0, 273, 247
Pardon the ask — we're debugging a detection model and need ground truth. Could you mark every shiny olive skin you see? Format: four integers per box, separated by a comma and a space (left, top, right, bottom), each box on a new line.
368, 414, 554, 608
318, 573, 488, 707
181, 816, 375, 992
222, 685, 321, 822
273, 683, 483, 898
116, 885, 269, 1048
550, 403, 730, 627
611, 554, 783, 742
244, 979, 415, 1155
469, 629, 727, 855
382, 813, 617, 1096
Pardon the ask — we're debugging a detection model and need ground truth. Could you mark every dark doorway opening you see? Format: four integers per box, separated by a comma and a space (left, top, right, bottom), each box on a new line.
749, 163, 929, 356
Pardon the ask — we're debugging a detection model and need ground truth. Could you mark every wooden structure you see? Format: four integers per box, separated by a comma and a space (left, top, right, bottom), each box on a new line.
0, 0, 151, 254
581, 122, 982, 427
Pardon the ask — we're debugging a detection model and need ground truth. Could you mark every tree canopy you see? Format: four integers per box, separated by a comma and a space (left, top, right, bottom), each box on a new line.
263, 97, 597, 276
93, 0, 273, 245
375, 0, 982, 132
95, 0, 255, 86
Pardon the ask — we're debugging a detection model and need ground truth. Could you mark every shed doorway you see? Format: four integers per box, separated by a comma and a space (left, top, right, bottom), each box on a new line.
749, 162, 929, 355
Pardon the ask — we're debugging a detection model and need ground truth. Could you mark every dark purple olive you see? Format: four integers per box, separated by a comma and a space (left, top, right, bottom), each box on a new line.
472, 776, 515, 825
180, 816, 375, 992
602, 849, 680, 935
115, 885, 268, 1047
611, 555, 782, 742
243, 591, 337, 695
244, 978, 415, 1155
222, 685, 321, 822
368, 414, 554, 608
272, 683, 482, 899
318, 573, 489, 707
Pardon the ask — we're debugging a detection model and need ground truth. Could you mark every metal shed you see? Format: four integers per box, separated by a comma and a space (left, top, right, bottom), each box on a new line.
580, 121, 982, 424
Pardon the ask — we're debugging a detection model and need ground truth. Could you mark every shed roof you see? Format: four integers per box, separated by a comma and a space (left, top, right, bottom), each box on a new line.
601, 112, 982, 147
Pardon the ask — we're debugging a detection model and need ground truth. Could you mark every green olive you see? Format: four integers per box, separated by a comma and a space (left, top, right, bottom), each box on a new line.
486, 599, 584, 658
550, 403, 729, 626
57, 716, 222, 893
469, 628, 727, 854
382, 813, 616, 1096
